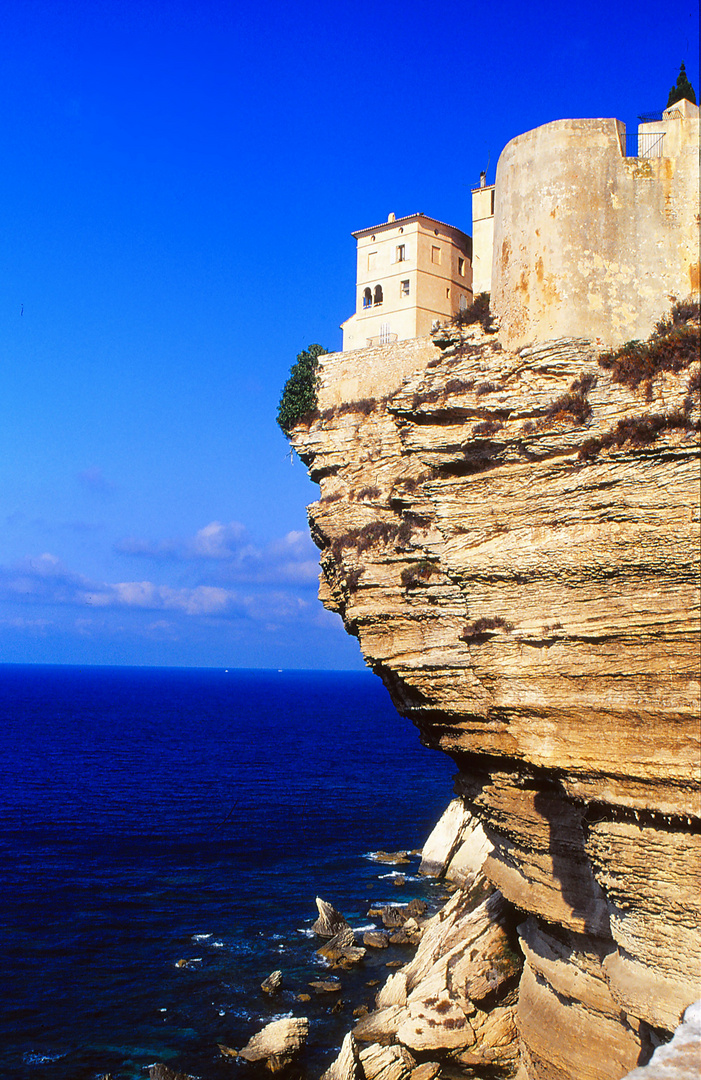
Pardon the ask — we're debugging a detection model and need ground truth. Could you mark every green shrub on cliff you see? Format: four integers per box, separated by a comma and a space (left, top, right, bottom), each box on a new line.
451, 292, 494, 333
277, 343, 328, 435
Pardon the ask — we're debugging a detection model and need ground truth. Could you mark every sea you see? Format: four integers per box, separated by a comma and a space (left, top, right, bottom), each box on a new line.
0, 665, 456, 1080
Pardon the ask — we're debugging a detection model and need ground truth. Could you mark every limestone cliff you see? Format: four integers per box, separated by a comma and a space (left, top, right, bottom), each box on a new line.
289, 316, 700, 1079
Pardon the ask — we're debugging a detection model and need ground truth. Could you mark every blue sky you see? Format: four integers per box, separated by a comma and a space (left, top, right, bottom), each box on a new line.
0, 0, 698, 668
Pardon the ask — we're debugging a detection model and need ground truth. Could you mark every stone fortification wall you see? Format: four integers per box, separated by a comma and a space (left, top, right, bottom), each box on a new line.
316, 336, 438, 409
491, 115, 700, 349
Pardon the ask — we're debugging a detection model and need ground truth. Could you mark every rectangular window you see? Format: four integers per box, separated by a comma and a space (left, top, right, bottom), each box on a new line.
458, 257, 465, 277
379, 323, 391, 345
490, 190, 495, 215
396, 244, 406, 262
368, 251, 377, 270
446, 287, 451, 298
400, 280, 410, 296
431, 245, 441, 265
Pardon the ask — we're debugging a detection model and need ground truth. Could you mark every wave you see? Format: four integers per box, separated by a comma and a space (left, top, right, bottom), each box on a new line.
23, 1052, 67, 1065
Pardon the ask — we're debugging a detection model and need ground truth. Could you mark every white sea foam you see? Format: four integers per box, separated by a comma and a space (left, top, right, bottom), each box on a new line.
295, 927, 316, 937
23, 1052, 67, 1065
352, 922, 377, 933
211, 940, 224, 948
192, 933, 212, 941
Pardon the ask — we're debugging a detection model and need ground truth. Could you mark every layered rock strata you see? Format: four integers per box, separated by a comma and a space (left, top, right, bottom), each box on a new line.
290, 322, 701, 1079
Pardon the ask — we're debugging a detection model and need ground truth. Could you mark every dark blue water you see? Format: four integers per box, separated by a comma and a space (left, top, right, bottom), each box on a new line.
0, 666, 455, 1080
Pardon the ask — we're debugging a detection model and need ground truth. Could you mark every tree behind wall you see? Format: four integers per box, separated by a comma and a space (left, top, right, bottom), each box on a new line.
667, 62, 697, 107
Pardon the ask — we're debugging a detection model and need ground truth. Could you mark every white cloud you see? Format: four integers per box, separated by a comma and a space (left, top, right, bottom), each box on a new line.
83, 581, 237, 616
114, 521, 320, 586
190, 521, 247, 558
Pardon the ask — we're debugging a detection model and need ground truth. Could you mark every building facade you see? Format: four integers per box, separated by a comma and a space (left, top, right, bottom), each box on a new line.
341, 213, 472, 352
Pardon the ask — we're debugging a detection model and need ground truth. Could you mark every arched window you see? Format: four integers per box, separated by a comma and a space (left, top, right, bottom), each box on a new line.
363, 288, 372, 309
374, 284, 383, 306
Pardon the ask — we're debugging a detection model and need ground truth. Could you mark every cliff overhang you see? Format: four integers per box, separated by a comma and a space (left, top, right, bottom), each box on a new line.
290, 314, 701, 1079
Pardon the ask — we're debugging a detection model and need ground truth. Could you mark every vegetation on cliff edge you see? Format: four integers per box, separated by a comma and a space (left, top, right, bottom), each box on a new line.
277, 343, 328, 435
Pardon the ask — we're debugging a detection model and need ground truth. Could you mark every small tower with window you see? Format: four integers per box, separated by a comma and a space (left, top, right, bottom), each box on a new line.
341, 213, 473, 351
471, 172, 496, 295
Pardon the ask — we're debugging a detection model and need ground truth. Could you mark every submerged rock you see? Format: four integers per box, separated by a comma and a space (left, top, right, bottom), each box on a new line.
310, 979, 343, 993
238, 1016, 309, 1072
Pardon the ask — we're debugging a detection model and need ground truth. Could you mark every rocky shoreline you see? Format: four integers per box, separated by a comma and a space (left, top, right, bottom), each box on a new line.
141, 800, 522, 1080
141, 798, 700, 1080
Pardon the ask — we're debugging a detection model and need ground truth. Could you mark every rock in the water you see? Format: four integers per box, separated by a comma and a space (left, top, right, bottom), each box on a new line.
380, 906, 407, 928
297, 993, 311, 1002
363, 931, 390, 948
261, 969, 282, 994
372, 851, 410, 865
321, 1032, 362, 1080
310, 979, 343, 993
392, 875, 406, 887
218, 1044, 239, 1058
405, 899, 428, 918
318, 926, 355, 958
149, 1067, 192, 1080
312, 897, 351, 938
318, 926, 366, 967
238, 1017, 309, 1072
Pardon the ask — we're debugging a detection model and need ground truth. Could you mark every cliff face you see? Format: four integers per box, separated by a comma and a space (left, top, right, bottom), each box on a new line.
290, 322, 701, 1079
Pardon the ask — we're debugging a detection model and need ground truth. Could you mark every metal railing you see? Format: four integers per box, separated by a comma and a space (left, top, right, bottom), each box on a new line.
366, 333, 398, 347
619, 131, 666, 158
